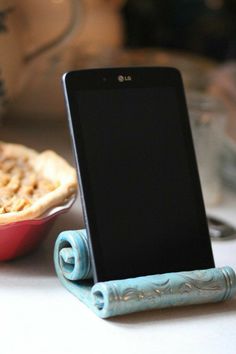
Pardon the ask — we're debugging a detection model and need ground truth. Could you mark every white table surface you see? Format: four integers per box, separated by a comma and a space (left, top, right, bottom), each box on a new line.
1, 120, 236, 354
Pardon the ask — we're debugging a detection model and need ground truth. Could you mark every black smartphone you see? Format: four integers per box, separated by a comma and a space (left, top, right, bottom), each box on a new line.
63, 67, 215, 283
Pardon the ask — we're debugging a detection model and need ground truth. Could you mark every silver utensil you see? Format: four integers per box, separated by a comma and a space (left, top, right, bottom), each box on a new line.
208, 216, 236, 239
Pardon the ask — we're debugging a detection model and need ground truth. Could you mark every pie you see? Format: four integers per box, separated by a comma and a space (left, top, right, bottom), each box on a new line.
0, 141, 77, 224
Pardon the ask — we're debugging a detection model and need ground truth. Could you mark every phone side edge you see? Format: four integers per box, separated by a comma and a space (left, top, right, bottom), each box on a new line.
61, 73, 99, 283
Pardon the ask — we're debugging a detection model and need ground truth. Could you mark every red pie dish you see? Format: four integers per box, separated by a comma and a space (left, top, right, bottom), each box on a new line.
0, 141, 78, 260
0, 198, 75, 261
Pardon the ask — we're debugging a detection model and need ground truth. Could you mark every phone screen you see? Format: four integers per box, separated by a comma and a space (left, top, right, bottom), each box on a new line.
71, 81, 214, 281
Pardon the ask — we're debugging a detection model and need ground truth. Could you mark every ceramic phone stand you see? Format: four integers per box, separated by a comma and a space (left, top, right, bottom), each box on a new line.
54, 229, 236, 318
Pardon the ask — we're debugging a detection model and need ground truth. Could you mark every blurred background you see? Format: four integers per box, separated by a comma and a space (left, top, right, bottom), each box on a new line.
123, 0, 236, 61
1, 0, 236, 206
1, 0, 236, 117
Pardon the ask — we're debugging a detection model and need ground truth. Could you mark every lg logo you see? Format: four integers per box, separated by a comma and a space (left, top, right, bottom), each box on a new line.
118, 75, 132, 82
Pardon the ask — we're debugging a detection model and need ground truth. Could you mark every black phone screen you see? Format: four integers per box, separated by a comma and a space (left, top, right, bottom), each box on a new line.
65, 68, 214, 282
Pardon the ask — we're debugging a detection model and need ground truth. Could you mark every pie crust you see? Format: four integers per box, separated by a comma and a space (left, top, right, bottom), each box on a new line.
0, 141, 77, 224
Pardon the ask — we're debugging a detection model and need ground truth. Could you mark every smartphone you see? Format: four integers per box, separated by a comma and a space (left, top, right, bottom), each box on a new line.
63, 67, 215, 283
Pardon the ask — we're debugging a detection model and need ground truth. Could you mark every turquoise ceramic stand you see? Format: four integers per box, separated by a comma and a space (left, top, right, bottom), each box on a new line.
54, 229, 236, 318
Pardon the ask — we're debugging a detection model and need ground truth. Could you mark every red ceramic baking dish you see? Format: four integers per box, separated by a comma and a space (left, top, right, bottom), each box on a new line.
0, 198, 75, 261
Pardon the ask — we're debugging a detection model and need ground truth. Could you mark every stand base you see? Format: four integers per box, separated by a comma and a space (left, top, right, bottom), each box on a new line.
54, 229, 236, 318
